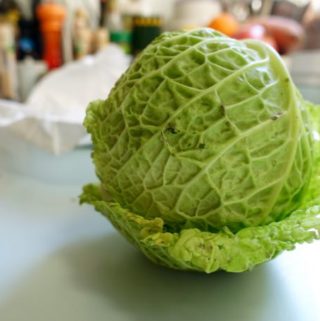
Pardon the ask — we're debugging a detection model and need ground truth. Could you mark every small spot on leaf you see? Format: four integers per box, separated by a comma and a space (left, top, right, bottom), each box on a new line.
271, 112, 283, 121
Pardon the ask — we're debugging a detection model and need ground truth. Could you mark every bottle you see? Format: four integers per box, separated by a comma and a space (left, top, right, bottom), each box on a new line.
36, 2, 66, 69
131, 16, 162, 57
92, 28, 109, 53
99, 0, 108, 27
31, 0, 42, 59
17, 18, 38, 60
121, 0, 152, 31
0, 22, 17, 99
72, 8, 92, 60
0, 0, 20, 29
107, 0, 131, 54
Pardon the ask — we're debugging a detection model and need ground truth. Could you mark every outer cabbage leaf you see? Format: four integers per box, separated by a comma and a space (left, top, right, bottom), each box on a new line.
80, 181, 320, 273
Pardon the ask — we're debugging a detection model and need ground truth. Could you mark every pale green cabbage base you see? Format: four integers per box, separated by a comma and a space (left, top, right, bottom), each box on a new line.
81, 29, 320, 273
81, 183, 320, 273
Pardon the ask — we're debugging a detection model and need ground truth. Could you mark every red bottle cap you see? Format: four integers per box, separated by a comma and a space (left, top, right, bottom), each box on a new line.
37, 2, 66, 32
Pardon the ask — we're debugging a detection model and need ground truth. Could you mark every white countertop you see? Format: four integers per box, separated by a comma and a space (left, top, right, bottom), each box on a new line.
1, 129, 320, 321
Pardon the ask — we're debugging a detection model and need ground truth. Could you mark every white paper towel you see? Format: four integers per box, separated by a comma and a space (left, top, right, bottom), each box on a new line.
0, 45, 130, 155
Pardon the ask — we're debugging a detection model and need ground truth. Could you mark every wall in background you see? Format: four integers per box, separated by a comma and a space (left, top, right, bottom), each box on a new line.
143, 0, 175, 20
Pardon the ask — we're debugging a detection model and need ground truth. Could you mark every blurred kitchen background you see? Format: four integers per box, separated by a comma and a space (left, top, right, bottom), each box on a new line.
0, 0, 318, 102
0, 0, 319, 155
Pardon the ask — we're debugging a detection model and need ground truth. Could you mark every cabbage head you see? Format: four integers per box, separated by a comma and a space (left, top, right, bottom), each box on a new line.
81, 29, 320, 273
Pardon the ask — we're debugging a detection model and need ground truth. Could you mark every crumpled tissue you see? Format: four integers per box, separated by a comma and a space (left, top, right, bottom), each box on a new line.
0, 44, 130, 155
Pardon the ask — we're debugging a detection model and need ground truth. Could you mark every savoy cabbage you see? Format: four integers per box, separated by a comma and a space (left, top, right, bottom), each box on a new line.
81, 29, 320, 273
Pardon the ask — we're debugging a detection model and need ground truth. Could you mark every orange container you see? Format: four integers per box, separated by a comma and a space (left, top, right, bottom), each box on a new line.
37, 3, 66, 69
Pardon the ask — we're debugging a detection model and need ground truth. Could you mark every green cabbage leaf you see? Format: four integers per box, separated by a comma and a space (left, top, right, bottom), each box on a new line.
80, 179, 320, 273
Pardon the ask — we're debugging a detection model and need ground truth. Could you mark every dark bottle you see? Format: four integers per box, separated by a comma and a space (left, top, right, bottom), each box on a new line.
31, 0, 42, 58
16, 0, 43, 60
17, 18, 38, 60
99, 0, 108, 27
131, 16, 162, 57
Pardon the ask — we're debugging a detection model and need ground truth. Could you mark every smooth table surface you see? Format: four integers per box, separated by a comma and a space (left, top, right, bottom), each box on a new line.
1, 137, 320, 321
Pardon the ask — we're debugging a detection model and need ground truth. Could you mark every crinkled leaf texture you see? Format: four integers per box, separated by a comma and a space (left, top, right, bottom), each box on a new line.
80, 182, 320, 273
81, 118, 320, 273
81, 29, 320, 273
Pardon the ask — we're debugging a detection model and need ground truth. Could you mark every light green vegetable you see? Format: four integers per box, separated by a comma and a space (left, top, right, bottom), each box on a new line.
81, 29, 320, 273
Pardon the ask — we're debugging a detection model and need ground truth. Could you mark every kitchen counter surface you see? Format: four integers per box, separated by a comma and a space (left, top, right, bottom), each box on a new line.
0, 131, 320, 321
